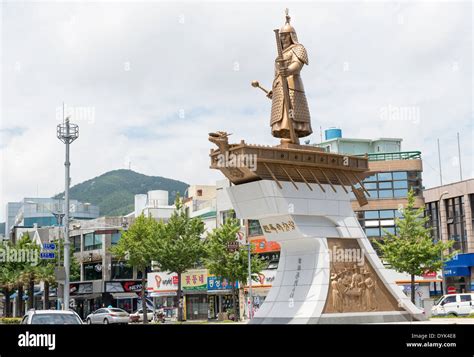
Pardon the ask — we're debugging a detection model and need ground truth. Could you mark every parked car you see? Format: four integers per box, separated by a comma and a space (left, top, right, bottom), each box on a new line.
129, 308, 154, 323
21, 309, 83, 325
85, 308, 129, 324
431, 293, 474, 316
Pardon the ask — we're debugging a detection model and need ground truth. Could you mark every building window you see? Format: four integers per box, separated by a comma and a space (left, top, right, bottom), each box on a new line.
221, 210, 236, 224
111, 261, 133, 280
365, 211, 379, 219
248, 220, 263, 237
84, 233, 102, 251
445, 196, 466, 253
71, 236, 81, 252
361, 171, 421, 200
83, 262, 103, 280
357, 209, 400, 239
365, 228, 381, 237
425, 201, 440, 242
197, 189, 203, 197
111, 232, 121, 245
137, 266, 152, 279
470, 194, 474, 229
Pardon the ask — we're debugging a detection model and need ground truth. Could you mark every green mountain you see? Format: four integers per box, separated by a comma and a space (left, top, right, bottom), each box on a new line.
53, 169, 188, 216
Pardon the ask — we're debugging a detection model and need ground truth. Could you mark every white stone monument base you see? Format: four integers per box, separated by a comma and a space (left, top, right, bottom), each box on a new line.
227, 180, 426, 324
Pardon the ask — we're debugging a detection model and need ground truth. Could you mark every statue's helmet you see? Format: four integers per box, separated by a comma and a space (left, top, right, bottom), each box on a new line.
280, 9, 299, 44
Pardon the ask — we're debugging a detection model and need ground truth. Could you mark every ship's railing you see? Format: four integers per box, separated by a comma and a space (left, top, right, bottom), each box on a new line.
355, 151, 421, 161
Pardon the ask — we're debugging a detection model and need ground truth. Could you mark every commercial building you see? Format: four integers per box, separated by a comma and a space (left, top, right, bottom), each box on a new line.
184, 185, 217, 232
64, 189, 181, 319
314, 129, 424, 249
5, 198, 99, 240
424, 179, 474, 293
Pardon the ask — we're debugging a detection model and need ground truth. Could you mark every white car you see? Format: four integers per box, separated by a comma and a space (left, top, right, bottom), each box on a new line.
85, 308, 129, 324
431, 293, 474, 316
21, 309, 83, 324
129, 308, 154, 323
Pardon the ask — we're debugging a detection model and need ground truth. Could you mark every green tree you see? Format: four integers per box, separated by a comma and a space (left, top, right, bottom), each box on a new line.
16, 234, 41, 311
150, 195, 205, 322
0, 245, 17, 317
0, 234, 36, 316
375, 189, 456, 304
36, 263, 56, 310
110, 214, 156, 324
204, 216, 266, 321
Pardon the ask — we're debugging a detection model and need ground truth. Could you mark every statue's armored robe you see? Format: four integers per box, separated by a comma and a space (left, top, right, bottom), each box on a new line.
270, 43, 312, 139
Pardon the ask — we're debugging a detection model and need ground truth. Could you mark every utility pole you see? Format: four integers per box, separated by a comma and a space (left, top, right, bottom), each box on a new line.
457, 132, 463, 181
438, 191, 449, 295
247, 242, 253, 320
437, 139, 443, 186
57, 104, 79, 310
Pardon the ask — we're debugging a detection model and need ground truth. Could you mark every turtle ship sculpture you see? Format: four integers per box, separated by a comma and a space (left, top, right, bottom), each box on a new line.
209, 132, 370, 207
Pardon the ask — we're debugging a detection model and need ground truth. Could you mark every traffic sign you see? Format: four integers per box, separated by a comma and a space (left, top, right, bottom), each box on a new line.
43, 243, 56, 250
40, 252, 56, 259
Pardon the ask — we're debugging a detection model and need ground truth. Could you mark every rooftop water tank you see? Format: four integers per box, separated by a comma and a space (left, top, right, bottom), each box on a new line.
325, 128, 342, 141
148, 190, 169, 207
134, 194, 147, 217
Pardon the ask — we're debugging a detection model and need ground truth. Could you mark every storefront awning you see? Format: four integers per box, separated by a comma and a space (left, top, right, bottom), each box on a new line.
149, 292, 176, 297
207, 290, 235, 295
183, 290, 207, 295
111, 292, 138, 299
71, 293, 102, 300
395, 279, 442, 284
444, 253, 474, 277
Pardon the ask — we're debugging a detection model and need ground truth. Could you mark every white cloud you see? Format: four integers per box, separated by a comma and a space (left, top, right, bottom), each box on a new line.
1, 1, 472, 221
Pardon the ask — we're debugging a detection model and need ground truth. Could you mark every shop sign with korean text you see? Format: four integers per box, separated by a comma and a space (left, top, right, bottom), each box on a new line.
207, 275, 239, 291
182, 269, 207, 291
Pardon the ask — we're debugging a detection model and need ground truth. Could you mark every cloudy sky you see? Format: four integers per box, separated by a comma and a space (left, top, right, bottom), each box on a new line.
1, 1, 472, 222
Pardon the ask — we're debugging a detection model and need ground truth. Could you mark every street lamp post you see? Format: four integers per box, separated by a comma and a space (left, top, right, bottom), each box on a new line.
247, 243, 253, 320
57, 113, 79, 310
438, 191, 449, 295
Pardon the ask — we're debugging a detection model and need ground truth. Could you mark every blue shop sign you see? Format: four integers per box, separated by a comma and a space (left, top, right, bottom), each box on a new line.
207, 276, 238, 291
443, 253, 474, 277
444, 266, 470, 277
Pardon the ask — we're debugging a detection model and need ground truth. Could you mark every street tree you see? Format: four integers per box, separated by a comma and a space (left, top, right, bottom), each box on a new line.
16, 234, 41, 310
150, 195, 205, 322
36, 263, 56, 310
110, 214, 157, 324
204, 216, 266, 321
0, 243, 17, 317
375, 189, 456, 304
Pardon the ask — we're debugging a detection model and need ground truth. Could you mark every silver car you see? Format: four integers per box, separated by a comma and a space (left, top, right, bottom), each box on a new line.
21, 309, 83, 324
85, 308, 129, 325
